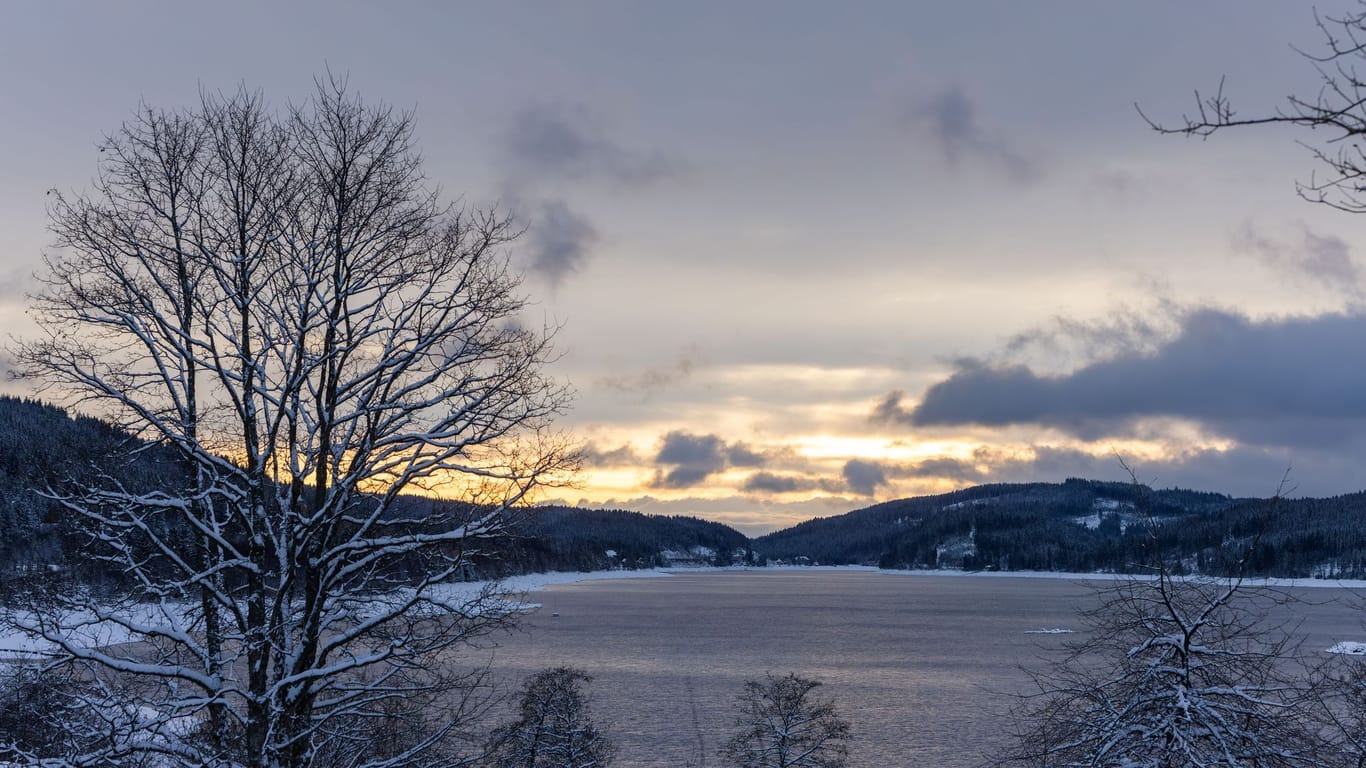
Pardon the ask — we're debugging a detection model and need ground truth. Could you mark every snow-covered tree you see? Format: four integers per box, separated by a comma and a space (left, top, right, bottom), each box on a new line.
0, 662, 112, 761
4, 77, 573, 767
1000, 572, 1325, 767
483, 667, 614, 768
721, 673, 851, 768
995, 484, 1324, 768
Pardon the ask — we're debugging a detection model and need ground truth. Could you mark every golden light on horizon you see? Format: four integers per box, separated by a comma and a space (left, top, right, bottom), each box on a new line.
789, 434, 978, 462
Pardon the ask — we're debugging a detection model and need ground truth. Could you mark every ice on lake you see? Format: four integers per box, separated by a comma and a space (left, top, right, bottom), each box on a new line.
1328, 640, 1366, 655
476, 569, 1365, 768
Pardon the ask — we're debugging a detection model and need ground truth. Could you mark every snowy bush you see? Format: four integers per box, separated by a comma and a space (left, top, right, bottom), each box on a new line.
721, 673, 851, 768
996, 572, 1323, 766
483, 667, 615, 768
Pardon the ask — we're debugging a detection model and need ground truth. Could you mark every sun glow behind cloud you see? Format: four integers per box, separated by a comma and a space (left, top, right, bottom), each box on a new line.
558, 358, 1287, 533
789, 434, 974, 461
7, 2, 1366, 534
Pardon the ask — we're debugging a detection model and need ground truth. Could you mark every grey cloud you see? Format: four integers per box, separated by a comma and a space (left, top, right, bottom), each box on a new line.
654, 465, 713, 488
656, 431, 727, 468
582, 442, 642, 468
898, 308, 1366, 450
999, 307, 1174, 371
871, 390, 915, 425
911, 85, 1039, 183
502, 105, 676, 286
843, 454, 986, 486
596, 345, 705, 398
650, 431, 768, 489
743, 472, 809, 494
727, 443, 767, 467
888, 446, 1094, 486
1302, 232, 1357, 287
842, 459, 887, 496
527, 198, 599, 286
1234, 223, 1363, 299
741, 471, 846, 495
1012, 446, 1113, 479
899, 457, 984, 483
505, 105, 674, 187
871, 304, 1177, 426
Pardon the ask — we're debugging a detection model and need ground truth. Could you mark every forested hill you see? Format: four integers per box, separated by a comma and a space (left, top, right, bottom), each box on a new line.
11, 396, 1366, 583
0, 396, 186, 590
0, 396, 752, 593
496, 506, 752, 572
754, 479, 1366, 578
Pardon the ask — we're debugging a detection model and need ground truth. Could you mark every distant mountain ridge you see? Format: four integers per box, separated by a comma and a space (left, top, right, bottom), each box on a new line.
5, 395, 1366, 585
497, 506, 752, 572
754, 478, 1366, 578
0, 397, 752, 596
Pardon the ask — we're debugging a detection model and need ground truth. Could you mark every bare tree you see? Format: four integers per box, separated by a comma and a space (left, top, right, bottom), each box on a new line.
1304, 656, 1366, 768
1141, 3, 1366, 213
994, 475, 1326, 767
995, 574, 1324, 767
1139, 13, 1366, 762
482, 667, 614, 768
0, 661, 116, 762
4, 77, 574, 767
720, 673, 850, 768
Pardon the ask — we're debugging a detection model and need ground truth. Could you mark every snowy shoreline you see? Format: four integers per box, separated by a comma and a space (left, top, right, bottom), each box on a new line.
873, 566, 1366, 590
6, 565, 1364, 661
574, 563, 1366, 591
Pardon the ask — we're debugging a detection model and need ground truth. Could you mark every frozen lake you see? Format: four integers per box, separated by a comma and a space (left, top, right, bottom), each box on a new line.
479, 569, 1366, 768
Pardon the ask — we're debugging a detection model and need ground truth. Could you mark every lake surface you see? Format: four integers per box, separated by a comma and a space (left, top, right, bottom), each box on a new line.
477, 570, 1365, 767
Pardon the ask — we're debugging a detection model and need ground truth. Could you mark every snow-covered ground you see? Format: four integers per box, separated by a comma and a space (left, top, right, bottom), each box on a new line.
432, 568, 675, 602
1071, 498, 1141, 532
442, 562, 1366, 598
0, 599, 176, 661
873, 566, 1366, 590
0, 569, 678, 661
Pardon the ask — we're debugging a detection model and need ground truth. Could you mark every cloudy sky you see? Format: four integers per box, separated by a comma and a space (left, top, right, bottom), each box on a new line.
6, 2, 1366, 533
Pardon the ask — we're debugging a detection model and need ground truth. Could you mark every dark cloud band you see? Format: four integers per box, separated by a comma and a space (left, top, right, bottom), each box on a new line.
650, 430, 767, 489
891, 308, 1366, 450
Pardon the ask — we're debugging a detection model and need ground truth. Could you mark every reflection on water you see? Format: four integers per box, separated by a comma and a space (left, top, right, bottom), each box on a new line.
478, 570, 1362, 768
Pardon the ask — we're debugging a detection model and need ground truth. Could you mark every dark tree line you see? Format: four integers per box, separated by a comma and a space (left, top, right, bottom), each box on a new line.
496, 506, 753, 573
756, 478, 1366, 578
0, 396, 752, 601
0, 396, 194, 599
12, 395, 1366, 588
